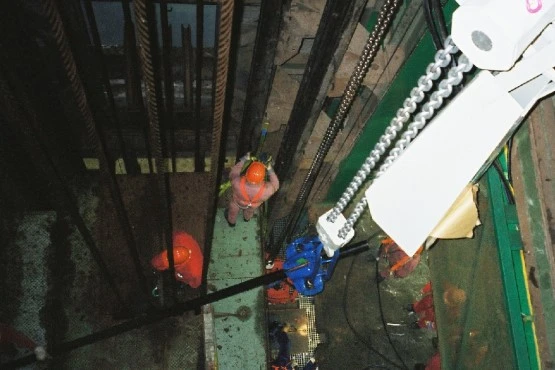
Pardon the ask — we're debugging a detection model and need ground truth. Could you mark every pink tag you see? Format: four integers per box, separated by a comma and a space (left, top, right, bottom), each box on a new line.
526, 0, 542, 13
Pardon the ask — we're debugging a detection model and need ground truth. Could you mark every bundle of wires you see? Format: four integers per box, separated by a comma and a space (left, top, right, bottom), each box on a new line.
342, 235, 409, 370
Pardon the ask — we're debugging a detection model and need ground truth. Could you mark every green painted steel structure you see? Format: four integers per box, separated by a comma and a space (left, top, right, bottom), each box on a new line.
488, 164, 540, 369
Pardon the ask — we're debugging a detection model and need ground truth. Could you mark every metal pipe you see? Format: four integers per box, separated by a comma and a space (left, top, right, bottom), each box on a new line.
83, 0, 139, 175
181, 25, 194, 110
267, 0, 402, 263
122, 0, 154, 173
2, 268, 287, 369
237, 0, 284, 158
160, 1, 176, 172
133, 0, 177, 297
194, 0, 205, 172
42, 0, 151, 295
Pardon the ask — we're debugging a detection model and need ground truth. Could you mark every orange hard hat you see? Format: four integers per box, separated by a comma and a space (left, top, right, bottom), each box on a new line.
245, 161, 266, 184
151, 245, 192, 271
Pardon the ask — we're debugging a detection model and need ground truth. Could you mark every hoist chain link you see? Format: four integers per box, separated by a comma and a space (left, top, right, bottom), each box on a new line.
327, 37, 459, 224
337, 52, 473, 239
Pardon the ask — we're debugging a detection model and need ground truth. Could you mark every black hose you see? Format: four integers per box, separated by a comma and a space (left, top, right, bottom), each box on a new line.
375, 258, 409, 369
493, 160, 515, 204
423, 0, 443, 50
343, 252, 404, 369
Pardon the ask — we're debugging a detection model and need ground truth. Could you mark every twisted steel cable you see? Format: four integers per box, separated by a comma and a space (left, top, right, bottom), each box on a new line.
337, 53, 474, 239
42, 0, 96, 147
328, 36, 459, 224
209, 0, 234, 183
293, 0, 401, 208
42, 0, 149, 295
134, 0, 165, 173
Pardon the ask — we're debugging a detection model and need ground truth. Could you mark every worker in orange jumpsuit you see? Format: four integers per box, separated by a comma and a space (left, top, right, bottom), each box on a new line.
225, 152, 279, 227
409, 282, 436, 331
377, 237, 422, 281
151, 231, 203, 288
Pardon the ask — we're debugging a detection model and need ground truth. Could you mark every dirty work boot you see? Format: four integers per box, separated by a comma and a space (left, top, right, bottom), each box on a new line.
224, 209, 235, 227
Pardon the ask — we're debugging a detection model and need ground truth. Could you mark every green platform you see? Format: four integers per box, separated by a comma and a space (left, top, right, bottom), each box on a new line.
208, 209, 267, 369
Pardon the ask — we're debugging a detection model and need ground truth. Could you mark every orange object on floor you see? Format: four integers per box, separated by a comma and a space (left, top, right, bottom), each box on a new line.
426, 352, 441, 370
413, 282, 436, 331
379, 237, 423, 279
150, 231, 204, 288
266, 259, 298, 304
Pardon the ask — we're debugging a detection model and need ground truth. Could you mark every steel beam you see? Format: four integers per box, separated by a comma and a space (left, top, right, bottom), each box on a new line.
237, 0, 285, 158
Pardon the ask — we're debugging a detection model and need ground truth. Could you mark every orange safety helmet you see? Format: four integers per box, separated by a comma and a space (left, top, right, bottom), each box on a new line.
245, 161, 266, 184
151, 245, 192, 271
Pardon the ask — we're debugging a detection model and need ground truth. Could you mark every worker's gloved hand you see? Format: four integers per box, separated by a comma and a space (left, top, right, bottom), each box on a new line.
265, 154, 273, 166
258, 152, 273, 166
241, 152, 251, 162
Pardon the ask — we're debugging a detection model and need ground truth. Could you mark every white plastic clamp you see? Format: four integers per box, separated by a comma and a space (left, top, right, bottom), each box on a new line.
316, 209, 355, 257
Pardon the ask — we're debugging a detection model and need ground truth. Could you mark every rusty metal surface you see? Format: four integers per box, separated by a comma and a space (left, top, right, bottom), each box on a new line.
512, 97, 555, 367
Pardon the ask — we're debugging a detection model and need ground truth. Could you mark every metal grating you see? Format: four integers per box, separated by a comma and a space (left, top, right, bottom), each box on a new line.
291, 295, 321, 366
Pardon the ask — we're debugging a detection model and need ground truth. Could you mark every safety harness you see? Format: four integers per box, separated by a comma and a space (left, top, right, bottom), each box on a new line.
237, 177, 266, 209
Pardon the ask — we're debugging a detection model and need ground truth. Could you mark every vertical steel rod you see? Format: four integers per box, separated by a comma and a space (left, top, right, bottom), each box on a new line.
133, 0, 177, 298
83, 0, 139, 175
182, 25, 194, 111
237, 0, 284, 158
160, 1, 176, 172
122, 0, 154, 173
195, 0, 205, 172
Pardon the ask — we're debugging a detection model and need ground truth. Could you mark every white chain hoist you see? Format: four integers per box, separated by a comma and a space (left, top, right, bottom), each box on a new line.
317, 0, 555, 257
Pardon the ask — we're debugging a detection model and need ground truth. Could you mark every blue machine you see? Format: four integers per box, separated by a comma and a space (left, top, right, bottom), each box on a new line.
283, 236, 340, 296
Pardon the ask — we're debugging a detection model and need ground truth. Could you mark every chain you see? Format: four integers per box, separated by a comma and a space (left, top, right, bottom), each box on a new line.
337, 53, 473, 239
327, 37, 459, 224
